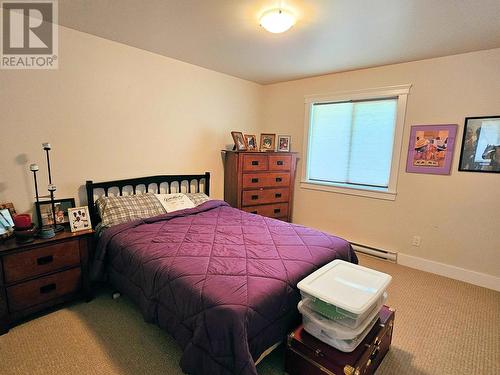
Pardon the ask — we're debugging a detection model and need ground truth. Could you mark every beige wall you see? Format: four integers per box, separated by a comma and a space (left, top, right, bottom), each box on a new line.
1, 25, 498, 281
0, 26, 262, 213
262, 48, 500, 277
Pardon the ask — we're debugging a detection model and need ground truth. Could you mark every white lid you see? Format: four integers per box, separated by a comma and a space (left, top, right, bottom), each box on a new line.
297, 260, 392, 315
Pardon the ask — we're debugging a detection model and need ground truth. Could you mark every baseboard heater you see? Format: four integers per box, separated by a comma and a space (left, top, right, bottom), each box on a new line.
350, 242, 397, 262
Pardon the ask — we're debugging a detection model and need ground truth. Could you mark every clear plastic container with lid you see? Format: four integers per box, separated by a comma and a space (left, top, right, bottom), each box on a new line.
297, 260, 392, 329
298, 299, 379, 352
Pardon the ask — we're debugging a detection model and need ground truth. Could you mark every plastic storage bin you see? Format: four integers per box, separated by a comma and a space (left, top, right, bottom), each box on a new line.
298, 299, 379, 352
297, 260, 392, 329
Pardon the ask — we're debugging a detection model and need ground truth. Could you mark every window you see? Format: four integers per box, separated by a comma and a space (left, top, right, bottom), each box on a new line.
302, 85, 411, 200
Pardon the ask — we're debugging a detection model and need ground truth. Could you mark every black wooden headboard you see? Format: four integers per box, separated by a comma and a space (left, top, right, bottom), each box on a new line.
85, 172, 210, 226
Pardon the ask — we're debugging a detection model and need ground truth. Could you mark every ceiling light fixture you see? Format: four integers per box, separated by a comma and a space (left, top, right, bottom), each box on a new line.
260, 8, 295, 34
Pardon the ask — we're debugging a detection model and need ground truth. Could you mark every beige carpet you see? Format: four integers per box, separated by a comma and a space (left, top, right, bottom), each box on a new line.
1, 254, 499, 375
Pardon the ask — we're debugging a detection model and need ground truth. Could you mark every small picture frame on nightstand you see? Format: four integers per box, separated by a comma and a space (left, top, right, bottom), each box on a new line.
68, 206, 92, 232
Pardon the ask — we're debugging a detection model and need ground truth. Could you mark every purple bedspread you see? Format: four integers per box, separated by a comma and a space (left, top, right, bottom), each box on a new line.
92, 200, 357, 375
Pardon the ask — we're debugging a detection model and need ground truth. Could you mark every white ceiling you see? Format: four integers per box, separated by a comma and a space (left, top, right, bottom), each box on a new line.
58, 0, 500, 84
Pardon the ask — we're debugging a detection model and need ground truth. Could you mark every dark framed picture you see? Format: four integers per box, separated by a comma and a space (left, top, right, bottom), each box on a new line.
244, 134, 258, 151
406, 124, 457, 175
68, 206, 92, 232
458, 116, 500, 173
277, 135, 291, 152
231, 131, 247, 151
260, 133, 276, 152
36, 198, 75, 226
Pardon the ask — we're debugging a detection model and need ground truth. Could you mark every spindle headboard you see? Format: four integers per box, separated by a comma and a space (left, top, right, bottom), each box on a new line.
85, 172, 210, 226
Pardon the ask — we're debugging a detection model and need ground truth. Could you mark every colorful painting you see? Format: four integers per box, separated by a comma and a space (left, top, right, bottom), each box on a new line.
406, 124, 457, 175
458, 116, 500, 173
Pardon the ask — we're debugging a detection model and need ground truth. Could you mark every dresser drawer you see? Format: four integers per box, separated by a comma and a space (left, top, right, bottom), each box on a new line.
242, 188, 289, 206
242, 172, 291, 189
269, 155, 292, 171
3, 240, 81, 284
6, 267, 81, 312
242, 203, 289, 219
242, 154, 268, 171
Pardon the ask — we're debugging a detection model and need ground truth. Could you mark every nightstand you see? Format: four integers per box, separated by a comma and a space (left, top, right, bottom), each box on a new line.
0, 229, 94, 335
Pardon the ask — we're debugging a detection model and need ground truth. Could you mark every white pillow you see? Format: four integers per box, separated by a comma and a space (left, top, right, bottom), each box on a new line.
155, 193, 195, 213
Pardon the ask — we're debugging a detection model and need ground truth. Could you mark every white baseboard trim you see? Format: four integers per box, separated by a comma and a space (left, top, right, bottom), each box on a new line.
398, 253, 500, 292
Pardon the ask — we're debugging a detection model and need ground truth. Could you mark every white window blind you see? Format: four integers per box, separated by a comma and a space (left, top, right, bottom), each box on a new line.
307, 98, 398, 188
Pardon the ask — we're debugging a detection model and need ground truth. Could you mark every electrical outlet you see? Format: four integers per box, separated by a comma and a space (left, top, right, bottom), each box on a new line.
412, 235, 421, 247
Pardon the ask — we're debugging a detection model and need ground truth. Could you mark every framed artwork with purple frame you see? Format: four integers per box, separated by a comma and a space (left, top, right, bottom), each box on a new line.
406, 124, 458, 175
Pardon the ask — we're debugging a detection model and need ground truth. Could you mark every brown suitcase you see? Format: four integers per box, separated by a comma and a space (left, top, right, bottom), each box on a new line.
285, 305, 395, 375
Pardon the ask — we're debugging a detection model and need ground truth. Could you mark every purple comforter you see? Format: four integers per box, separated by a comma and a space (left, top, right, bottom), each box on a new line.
92, 200, 357, 375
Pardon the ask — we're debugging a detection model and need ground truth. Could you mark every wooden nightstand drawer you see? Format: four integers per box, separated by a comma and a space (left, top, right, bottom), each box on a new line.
242, 203, 289, 219
3, 240, 80, 284
242, 188, 289, 206
269, 155, 292, 170
242, 172, 291, 189
242, 154, 268, 171
6, 267, 81, 313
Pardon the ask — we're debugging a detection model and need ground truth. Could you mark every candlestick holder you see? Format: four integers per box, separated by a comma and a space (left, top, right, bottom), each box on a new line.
29, 163, 43, 228
43, 143, 63, 233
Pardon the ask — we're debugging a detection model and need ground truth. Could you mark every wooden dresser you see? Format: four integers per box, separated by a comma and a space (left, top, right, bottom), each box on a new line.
0, 229, 93, 334
223, 151, 297, 222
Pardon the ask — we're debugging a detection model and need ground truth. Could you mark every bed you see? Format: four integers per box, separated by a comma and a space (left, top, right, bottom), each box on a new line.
86, 173, 358, 375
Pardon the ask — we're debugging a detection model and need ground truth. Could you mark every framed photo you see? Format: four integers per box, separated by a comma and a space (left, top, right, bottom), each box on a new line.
68, 206, 92, 232
36, 198, 75, 226
244, 134, 258, 151
260, 133, 276, 152
231, 131, 247, 151
0, 206, 14, 240
277, 135, 291, 152
458, 116, 500, 173
406, 124, 457, 175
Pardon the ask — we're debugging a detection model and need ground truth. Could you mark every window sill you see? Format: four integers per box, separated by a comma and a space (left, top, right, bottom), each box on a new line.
300, 180, 397, 201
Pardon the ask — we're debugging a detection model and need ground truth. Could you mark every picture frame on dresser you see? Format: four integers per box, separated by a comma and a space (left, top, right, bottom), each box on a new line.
231, 131, 248, 151
260, 133, 276, 152
277, 135, 291, 152
244, 134, 258, 151
68, 206, 92, 232
35, 198, 75, 227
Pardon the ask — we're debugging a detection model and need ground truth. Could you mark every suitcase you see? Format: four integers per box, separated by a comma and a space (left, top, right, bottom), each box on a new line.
285, 305, 395, 375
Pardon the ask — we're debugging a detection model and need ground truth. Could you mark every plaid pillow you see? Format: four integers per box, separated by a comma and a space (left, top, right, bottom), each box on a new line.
96, 193, 165, 228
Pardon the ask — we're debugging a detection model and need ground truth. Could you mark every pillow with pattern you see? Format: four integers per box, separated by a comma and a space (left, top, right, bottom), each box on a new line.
96, 193, 165, 228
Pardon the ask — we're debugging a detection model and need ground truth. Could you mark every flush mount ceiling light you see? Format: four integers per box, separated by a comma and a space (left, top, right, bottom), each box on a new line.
260, 8, 295, 33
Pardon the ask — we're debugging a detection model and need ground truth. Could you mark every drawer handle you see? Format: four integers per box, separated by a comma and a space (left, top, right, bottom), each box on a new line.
251, 178, 259, 183
251, 211, 258, 214
314, 349, 325, 358
275, 193, 282, 198
275, 177, 282, 182
37, 255, 54, 265
251, 195, 259, 200
274, 208, 281, 214
251, 161, 259, 166
40, 283, 56, 294
366, 346, 381, 368
277, 160, 284, 166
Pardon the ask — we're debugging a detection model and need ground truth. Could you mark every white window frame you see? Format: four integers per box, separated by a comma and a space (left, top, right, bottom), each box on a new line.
301, 84, 411, 201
